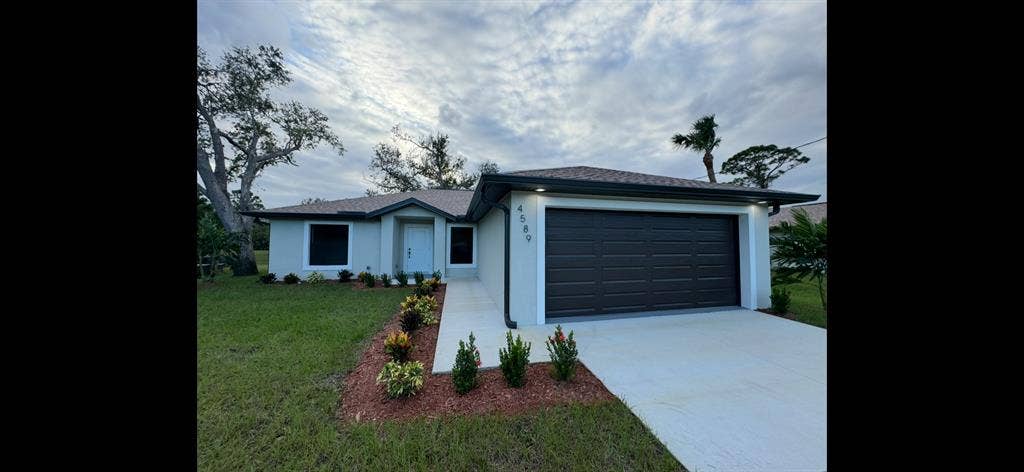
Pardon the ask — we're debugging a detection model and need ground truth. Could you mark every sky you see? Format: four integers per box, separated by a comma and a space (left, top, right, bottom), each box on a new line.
198, 0, 826, 209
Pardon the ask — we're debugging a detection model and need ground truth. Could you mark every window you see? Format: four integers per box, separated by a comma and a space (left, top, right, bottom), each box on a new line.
449, 226, 474, 265
304, 222, 351, 269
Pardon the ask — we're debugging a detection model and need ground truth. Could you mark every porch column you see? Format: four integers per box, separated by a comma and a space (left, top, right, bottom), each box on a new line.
433, 216, 445, 276
380, 214, 394, 276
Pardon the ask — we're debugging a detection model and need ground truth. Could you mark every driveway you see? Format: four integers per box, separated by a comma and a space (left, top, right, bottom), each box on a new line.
435, 278, 827, 471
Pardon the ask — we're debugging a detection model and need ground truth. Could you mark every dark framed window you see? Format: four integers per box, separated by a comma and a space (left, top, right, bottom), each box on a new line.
450, 226, 474, 265
308, 224, 349, 266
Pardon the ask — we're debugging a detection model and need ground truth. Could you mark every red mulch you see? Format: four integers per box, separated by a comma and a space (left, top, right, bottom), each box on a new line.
338, 284, 616, 422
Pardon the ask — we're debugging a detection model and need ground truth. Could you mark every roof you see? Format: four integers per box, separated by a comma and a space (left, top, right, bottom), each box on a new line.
769, 202, 827, 227
243, 165, 820, 222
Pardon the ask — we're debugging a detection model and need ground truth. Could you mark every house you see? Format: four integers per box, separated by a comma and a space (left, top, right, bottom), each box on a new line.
769, 201, 827, 228
241, 166, 818, 327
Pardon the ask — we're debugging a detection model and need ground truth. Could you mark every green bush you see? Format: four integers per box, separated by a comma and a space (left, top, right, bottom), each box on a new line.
283, 273, 300, 284
413, 282, 432, 297
305, 272, 326, 284
383, 331, 413, 362
400, 307, 422, 332
452, 332, 481, 394
258, 273, 277, 284
380, 273, 392, 287
432, 270, 443, 280
416, 296, 439, 325
770, 287, 792, 314
498, 330, 532, 387
376, 360, 425, 398
413, 271, 425, 285
364, 273, 376, 288
338, 269, 353, 282
425, 277, 441, 292
545, 325, 578, 381
395, 271, 409, 287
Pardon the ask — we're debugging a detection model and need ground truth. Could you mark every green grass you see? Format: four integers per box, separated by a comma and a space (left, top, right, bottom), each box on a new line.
772, 273, 827, 328
255, 249, 269, 274
198, 274, 683, 471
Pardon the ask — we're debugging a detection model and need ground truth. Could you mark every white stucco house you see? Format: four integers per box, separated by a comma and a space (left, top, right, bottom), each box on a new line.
242, 166, 818, 328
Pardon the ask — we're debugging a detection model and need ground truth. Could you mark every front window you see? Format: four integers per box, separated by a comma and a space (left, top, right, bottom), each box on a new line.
307, 223, 350, 267
449, 226, 474, 265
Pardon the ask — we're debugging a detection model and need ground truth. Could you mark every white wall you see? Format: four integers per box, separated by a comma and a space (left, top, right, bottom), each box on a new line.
268, 219, 381, 278
476, 203, 505, 309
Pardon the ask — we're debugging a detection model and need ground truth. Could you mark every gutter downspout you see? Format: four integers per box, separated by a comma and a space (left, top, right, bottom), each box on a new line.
480, 190, 517, 329
768, 202, 781, 216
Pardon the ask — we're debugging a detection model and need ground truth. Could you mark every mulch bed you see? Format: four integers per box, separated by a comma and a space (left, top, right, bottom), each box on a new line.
338, 283, 616, 422
757, 308, 797, 321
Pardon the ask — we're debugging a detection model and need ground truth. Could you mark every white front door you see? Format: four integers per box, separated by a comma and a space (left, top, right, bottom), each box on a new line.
404, 225, 433, 274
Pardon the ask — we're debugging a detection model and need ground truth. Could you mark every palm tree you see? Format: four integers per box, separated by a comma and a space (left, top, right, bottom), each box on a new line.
672, 114, 722, 183
770, 209, 827, 311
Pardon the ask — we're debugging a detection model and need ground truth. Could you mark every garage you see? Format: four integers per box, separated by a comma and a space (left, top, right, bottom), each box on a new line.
545, 208, 740, 318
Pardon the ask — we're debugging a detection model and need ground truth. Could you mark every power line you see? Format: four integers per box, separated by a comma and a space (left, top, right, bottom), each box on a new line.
687, 136, 827, 180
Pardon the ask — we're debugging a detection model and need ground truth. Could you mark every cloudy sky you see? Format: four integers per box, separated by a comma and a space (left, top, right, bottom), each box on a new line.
198, 0, 826, 209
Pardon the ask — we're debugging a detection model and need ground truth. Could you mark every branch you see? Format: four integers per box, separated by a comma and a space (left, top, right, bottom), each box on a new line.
218, 131, 249, 154
197, 97, 229, 190
255, 142, 302, 164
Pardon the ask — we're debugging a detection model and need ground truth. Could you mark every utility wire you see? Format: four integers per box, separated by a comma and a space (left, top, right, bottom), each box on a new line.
687, 136, 826, 180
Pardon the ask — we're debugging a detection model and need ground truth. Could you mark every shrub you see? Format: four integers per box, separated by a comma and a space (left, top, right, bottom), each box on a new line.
380, 273, 392, 287
383, 331, 413, 362
400, 307, 422, 332
395, 271, 409, 287
413, 271, 425, 285
283, 273, 300, 284
338, 269, 353, 282
364, 273, 376, 288
400, 295, 420, 312
432, 270, 443, 280
545, 325, 578, 381
376, 360, 425, 398
770, 287, 792, 314
413, 282, 432, 297
258, 273, 277, 284
357, 271, 371, 284
452, 332, 481, 394
425, 277, 441, 292
412, 295, 439, 325
498, 330, 532, 387
305, 272, 326, 284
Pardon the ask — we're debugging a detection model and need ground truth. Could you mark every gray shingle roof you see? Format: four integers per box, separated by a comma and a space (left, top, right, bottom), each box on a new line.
769, 202, 827, 227
257, 189, 474, 217
502, 166, 799, 194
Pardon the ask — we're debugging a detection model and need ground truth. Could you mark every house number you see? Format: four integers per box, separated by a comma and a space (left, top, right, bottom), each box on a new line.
517, 202, 531, 242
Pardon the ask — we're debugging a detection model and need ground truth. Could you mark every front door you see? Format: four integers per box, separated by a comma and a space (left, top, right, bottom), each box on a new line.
404, 225, 433, 274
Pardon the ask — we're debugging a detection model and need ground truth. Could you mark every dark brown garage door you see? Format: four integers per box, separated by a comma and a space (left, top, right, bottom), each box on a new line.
545, 208, 740, 318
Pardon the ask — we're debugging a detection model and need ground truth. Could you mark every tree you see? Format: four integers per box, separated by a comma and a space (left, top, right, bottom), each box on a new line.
299, 197, 329, 205
197, 45, 344, 276
365, 125, 479, 195
478, 160, 501, 175
197, 213, 240, 281
671, 115, 722, 183
770, 209, 827, 311
721, 145, 810, 189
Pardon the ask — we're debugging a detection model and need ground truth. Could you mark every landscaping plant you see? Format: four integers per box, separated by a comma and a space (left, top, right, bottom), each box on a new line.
416, 296, 439, 325
258, 273, 277, 284
380, 273, 392, 287
413, 281, 432, 296
283, 273, 300, 284
364, 273, 376, 288
413, 271, 425, 285
383, 331, 413, 362
376, 360, 425, 398
432, 270, 443, 280
426, 277, 441, 292
400, 306, 422, 332
770, 208, 827, 310
770, 287, 792, 314
395, 270, 409, 287
305, 272, 326, 284
452, 332, 481, 394
357, 271, 370, 284
498, 330, 532, 387
545, 325, 578, 381
338, 269, 353, 282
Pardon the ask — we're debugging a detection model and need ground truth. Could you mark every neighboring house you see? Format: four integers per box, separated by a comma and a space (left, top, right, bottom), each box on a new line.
768, 201, 826, 267
241, 166, 817, 327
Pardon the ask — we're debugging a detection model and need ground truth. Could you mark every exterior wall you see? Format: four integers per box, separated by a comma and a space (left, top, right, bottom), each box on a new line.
509, 191, 774, 325
268, 219, 381, 278
476, 203, 506, 309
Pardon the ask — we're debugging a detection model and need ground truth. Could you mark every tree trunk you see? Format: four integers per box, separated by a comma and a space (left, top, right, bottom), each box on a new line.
232, 232, 259, 276
817, 275, 827, 312
703, 151, 717, 183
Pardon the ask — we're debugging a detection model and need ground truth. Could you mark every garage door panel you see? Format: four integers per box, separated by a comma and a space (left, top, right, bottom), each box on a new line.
546, 208, 739, 317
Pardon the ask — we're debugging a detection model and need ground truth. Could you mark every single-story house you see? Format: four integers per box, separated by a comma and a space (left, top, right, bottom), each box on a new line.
241, 166, 818, 327
769, 201, 827, 228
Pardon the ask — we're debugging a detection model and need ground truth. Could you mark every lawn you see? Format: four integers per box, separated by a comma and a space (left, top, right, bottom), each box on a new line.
198, 268, 683, 471
772, 272, 827, 328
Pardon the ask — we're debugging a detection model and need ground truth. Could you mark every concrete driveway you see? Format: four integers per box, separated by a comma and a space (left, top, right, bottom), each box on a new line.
435, 279, 827, 471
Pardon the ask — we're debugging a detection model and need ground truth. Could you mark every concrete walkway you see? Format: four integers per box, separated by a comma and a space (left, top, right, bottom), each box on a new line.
434, 278, 827, 471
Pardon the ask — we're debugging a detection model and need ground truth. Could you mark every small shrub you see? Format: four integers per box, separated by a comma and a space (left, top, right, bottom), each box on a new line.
413, 295, 440, 325
338, 269, 353, 282
498, 330, 532, 387
383, 331, 413, 362
545, 325, 578, 381
364, 274, 376, 288
413, 282, 432, 297
376, 360, 425, 398
400, 295, 420, 312
258, 273, 277, 284
305, 272, 326, 284
283, 273, 300, 284
452, 332, 481, 394
413, 271, 425, 285
380, 273, 392, 287
425, 277, 441, 292
770, 287, 792, 314
400, 307, 422, 332
432, 269, 443, 280
357, 271, 371, 284
395, 271, 409, 287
